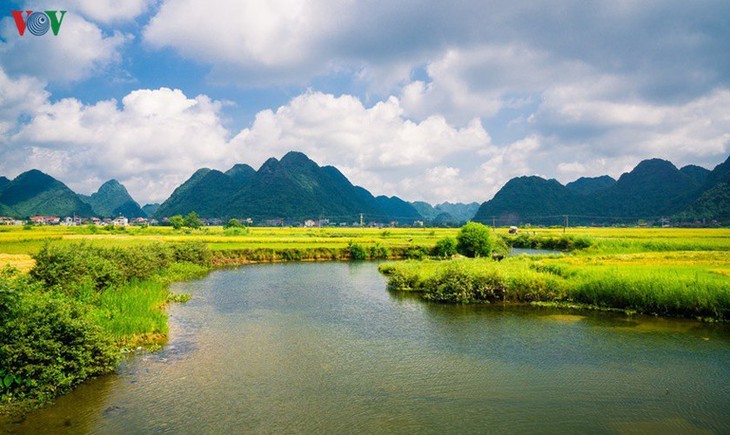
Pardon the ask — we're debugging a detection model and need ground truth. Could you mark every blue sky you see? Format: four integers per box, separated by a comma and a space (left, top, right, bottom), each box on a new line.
1, 0, 729, 205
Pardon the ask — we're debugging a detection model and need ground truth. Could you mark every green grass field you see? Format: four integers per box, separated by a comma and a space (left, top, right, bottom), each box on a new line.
379, 227, 730, 320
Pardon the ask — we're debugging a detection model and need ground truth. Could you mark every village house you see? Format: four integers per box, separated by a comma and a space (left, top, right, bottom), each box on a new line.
112, 217, 129, 226
304, 219, 316, 227
0, 217, 24, 226
30, 216, 61, 225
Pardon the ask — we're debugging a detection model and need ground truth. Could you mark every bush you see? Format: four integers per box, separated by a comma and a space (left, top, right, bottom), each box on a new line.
183, 212, 202, 229
456, 222, 497, 258
432, 237, 457, 258
369, 243, 389, 259
404, 246, 428, 260
0, 276, 118, 408
30, 242, 212, 293
422, 262, 506, 303
169, 215, 184, 230
31, 243, 124, 293
347, 242, 368, 260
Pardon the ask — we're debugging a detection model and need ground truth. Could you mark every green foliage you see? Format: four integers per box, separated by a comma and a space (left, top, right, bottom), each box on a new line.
432, 237, 457, 258
379, 252, 730, 320
347, 241, 368, 260
169, 215, 184, 230
422, 262, 506, 303
225, 218, 244, 229
505, 233, 593, 251
368, 243, 389, 259
223, 219, 249, 236
82, 180, 145, 218
1, 242, 212, 414
0, 275, 118, 408
184, 212, 202, 229
0, 170, 94, 218
456, 222, 496, 257
30, 242, 211, 293
404, 246, 428, 259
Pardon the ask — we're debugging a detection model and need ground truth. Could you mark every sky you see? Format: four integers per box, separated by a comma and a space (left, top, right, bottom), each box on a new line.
0, 0, 729, 205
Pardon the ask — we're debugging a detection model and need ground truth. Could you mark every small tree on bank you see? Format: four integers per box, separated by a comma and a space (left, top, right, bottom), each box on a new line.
184, 212, 202, 229
456, 222, 495, 257
433, 237, 458, 258
169, 215, 184, 230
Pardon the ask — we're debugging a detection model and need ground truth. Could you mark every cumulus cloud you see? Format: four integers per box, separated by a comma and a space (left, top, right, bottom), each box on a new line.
10, 87, 234, 203
3, 84, 497, 204
0, 10, 130, 83
71, 0, 151, 23
228, 91, 492, 202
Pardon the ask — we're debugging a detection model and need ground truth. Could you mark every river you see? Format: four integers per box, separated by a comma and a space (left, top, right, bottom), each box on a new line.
9, 262, 730, 433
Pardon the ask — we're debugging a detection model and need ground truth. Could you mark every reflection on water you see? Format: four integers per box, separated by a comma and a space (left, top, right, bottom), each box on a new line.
8, 262, 730, 434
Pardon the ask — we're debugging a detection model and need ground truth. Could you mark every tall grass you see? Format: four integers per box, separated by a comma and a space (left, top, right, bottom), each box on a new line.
379, 253, 730, 320
94, 280, 170, 341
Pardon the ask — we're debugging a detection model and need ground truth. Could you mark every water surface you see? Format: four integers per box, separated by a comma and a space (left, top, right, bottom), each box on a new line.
9, 262, 730, 434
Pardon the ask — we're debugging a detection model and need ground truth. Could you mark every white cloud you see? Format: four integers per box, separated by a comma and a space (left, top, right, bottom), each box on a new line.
71, 0, 151, 23
0, 11, 130, 83
229, 91, 491, 200
144, 0, 350, 84
3, 84, 495, 204
11, 88, 235, 203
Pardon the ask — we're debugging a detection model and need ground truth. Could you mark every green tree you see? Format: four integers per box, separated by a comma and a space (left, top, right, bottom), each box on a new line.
183, 212, 201, 229
169, 215, 184, 230
225, 218, 242, 229
433, 237, 457, 258
456, 222, 495, 257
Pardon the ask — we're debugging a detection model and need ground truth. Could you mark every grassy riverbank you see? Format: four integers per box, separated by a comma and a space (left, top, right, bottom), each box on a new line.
1, 226, 728, 416
380, 230, 730, 321
0, 242, 211, 416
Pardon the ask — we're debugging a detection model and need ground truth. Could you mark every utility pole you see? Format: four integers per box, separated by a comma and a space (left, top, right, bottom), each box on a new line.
563, 214, 568, 233
360, 213, 364, 227
492, 216, 496, 230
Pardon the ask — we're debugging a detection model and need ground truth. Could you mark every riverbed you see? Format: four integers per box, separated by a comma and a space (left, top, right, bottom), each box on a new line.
9, 262, 730, 433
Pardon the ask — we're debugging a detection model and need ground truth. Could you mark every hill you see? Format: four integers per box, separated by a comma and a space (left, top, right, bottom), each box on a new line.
565, 175, 616, 195
435, 202, 480, 222
0, 170, 94, 218
154, 152, 422, 223
473, 156, 728, 225
676, 156, 730, 224
81, 180, 145, 218
142, 203, 160, 216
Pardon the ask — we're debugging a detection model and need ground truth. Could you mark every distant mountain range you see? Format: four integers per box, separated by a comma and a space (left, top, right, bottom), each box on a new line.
0, 170, 94, 218
1, 152, 727, 225
473, 156, 730, 225
79, 180, 145, 218
154, 151, 422, 222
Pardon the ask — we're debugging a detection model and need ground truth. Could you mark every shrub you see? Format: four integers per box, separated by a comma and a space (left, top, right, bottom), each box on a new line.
432, 237, 457, 258
369, 243, 389, 259
456, 222, 496, 258
347, 241, 368, 260
404, 246, 428, 260
169, 215, 184, 230
0, 276, 118, 408
183, 212, 202, 229
31, 243, 124, 293
422, 262, 506, 303
30, 242, 211, 293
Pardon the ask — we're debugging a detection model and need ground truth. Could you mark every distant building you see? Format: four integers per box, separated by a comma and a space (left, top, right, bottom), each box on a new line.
30, 216, 60, 225
265, 218, 284, 227
304, 219, 316, 227
112, 217, 129, 226
413, 220, 424, 227
0, 217, 23, 226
